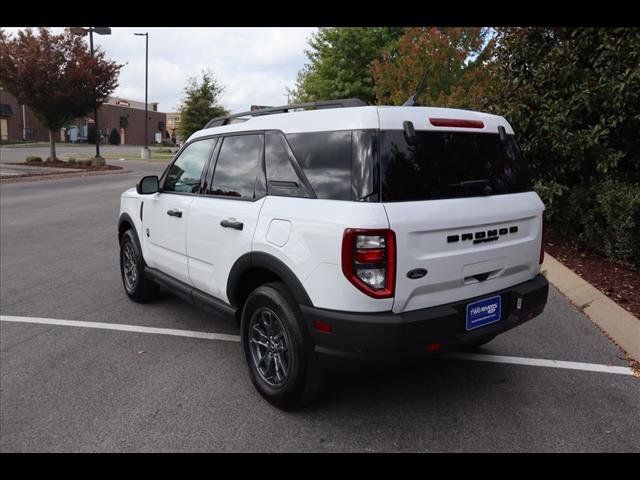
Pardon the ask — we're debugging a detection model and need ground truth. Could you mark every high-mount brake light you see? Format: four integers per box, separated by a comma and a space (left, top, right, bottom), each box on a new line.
342, 229, 396, 299
429, 118, 484, 129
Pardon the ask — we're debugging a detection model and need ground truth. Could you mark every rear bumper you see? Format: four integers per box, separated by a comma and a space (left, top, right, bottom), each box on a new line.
301, 274, 548, 370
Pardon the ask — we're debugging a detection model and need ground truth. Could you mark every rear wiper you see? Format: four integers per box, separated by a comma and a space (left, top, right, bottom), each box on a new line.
448, 179, 490, 188
448, 179, 494, 195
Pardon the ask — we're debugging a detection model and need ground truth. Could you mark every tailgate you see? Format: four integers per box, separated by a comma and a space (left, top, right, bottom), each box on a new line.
384, 192, 544, 313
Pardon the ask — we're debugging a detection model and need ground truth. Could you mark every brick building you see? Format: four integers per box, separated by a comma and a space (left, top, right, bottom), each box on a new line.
64, 96, 169, 146
0, 86, 50, 142
1, 87, 169, 146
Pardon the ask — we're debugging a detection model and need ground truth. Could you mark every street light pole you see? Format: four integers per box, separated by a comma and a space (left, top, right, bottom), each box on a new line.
135, 32, 149, 159
88, 29, 102, 160
69, 26, 111, 165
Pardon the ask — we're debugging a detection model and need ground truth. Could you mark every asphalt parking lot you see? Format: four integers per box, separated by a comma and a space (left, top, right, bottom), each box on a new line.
1, 153, 638, 452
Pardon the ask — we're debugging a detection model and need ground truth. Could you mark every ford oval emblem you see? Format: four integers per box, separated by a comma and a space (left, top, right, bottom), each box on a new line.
407, 268, 427, 279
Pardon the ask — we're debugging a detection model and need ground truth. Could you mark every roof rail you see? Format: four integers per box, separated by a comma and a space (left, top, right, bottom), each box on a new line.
203, 98, 367, 129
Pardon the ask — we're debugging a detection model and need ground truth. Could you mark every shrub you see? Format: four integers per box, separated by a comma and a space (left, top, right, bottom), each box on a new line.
67, 158, 77, 165
26, 156, 42, 163
109, 128, 120, 145
546, 180, 640, 266
77, 159, 93, 167
159, 139, 175, 147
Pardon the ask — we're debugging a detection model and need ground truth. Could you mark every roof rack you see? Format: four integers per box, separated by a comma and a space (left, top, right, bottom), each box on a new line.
203, 98, 367, 129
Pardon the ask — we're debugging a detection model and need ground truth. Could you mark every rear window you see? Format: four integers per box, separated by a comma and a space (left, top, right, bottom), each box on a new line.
380, 130, 531, 202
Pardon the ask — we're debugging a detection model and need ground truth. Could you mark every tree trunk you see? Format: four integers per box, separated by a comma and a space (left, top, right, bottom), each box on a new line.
49, 129, 56, 163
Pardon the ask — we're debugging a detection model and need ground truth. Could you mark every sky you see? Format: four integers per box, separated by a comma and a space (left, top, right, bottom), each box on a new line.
4, 27, 317, 113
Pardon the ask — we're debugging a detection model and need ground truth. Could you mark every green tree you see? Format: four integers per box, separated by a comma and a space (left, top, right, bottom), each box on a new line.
488, 28, 640, 265
178, 70, 228, 140
0, 28, 122, 163
290, 27, 403, 104
371, 27, 494, 109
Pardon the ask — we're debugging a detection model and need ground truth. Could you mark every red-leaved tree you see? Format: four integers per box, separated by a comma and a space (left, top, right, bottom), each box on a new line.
0, 27, 122, 161
371, 27, 494, 109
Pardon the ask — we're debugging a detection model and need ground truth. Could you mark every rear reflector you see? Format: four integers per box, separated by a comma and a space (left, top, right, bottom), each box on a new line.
429, 118, 484, 129
425, 342, 441, 353
313, 320, 333, 333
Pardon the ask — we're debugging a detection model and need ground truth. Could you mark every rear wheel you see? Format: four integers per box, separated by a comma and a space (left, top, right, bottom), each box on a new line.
119, 229, 159, 302
241, 282, 325, 410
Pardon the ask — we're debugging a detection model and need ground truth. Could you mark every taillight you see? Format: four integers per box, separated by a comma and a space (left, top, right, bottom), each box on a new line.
342, 228, 396, 299
539, 216, 545, 264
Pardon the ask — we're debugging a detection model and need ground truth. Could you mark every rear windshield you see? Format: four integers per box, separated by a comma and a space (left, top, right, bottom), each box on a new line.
379, 130, 531, 202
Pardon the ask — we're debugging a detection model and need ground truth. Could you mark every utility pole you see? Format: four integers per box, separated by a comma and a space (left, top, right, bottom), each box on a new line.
135, 32, 150, 159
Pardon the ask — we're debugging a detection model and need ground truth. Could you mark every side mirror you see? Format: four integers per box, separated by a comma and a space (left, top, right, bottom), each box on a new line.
136, 175, 159, 194
403, 120, 418, 146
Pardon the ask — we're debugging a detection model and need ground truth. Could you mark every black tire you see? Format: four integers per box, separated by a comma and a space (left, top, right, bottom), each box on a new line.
240, 281, 325, 410
119, 229, 159, 302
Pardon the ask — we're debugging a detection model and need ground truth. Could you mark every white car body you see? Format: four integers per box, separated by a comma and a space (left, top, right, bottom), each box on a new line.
120, 105, 543, 316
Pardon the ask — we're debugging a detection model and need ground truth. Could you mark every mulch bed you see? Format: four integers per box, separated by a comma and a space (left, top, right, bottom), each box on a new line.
544, 229, 639, 318
9, 159, 122, 172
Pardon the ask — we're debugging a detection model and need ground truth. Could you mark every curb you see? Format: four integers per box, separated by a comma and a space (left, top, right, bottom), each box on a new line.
0, 168, 130, 184
542, 253, 640, 362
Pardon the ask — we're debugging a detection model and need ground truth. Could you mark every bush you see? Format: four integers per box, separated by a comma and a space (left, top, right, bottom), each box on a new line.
109, 128, 120, 145
159, 139, 175, 147
67, 158, 77, 165
544, 180, 640, 266
77, 159, 93, 167
26, 156, 42, 163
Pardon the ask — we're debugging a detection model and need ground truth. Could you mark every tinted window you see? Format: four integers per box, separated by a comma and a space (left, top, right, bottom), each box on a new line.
286, 131, 352, 200
352, 130, 378, 201
380, 130, 531, 202
163, 138, 215, 193
209, 134, 263, 199
265, 132, 310, 198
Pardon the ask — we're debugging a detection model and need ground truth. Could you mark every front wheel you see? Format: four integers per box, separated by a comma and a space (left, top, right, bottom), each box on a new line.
119, 229, 159, 302
241, 282, 325, 410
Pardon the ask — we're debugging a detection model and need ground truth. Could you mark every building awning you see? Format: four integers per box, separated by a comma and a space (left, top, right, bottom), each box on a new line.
0, 104, 13, 117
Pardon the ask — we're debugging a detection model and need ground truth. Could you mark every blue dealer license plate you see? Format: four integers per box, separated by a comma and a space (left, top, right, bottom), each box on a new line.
466, 295, 501, 331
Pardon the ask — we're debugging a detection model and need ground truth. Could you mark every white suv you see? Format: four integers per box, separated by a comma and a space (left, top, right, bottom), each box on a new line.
118, 99, 549, 409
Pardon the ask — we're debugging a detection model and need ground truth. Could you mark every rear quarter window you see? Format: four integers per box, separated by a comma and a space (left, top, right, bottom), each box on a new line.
285, 131, 352, 201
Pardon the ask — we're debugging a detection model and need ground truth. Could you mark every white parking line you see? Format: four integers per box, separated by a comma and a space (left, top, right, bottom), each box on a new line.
0, 315, 240, 343
443, 352, 635, 376
1, 315, 635, 376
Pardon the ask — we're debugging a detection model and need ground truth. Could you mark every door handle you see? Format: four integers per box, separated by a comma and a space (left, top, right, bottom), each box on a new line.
220, 219, 243, 230
166, 209, 182, 218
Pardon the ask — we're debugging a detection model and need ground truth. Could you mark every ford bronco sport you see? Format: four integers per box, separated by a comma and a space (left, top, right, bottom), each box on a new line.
118, 98, 549, 409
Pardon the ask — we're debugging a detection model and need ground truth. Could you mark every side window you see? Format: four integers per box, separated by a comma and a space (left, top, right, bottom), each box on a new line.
265, 131, 311, 198
163, 138, 216, 193
285, 131, 352, 200
209, 134, 263, 199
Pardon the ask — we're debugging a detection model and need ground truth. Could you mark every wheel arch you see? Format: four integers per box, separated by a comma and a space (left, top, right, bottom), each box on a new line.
227, 252, 313, 311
